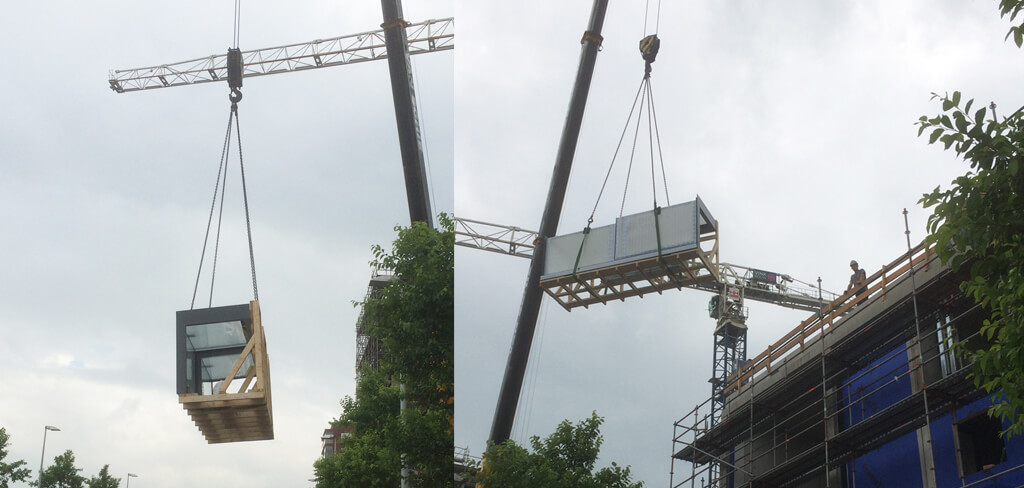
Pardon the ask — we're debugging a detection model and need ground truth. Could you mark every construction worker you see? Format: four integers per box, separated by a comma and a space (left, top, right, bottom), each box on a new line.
847, 260, 868, 305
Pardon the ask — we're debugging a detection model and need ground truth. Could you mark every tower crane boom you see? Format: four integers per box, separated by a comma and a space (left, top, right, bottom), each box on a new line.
108, 17, 453, 93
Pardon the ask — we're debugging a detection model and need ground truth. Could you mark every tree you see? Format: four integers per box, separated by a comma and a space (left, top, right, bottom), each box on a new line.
916, 1, 1024, 436
35, 450, 84, 488
472, 412, 645, 488
999, 0, 1024, 47
86, 465, 119, 488
314, 215, 454, 487
0, 428, 32, 488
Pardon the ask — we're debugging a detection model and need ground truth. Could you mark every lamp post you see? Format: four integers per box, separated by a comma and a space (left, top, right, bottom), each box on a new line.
38, 425, 60, 484
127, 472, 138, 487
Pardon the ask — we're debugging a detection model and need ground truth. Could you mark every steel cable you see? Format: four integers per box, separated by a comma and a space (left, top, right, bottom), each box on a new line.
191, 109, 235, 310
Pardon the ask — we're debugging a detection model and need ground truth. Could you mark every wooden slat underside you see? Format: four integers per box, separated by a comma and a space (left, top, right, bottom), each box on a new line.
539, 240, 719, 311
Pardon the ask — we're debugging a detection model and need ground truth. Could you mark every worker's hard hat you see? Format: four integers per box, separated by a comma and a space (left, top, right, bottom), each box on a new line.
850, 260, 858, 266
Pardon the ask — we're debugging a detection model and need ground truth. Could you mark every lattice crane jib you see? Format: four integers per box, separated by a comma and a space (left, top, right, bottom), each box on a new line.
108, 18, 454, 93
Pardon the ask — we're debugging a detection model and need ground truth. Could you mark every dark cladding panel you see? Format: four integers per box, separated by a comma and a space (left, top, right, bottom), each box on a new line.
176, 303, 252, 395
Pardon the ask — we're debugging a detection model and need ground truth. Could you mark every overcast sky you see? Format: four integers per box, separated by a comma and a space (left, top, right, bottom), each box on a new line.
0, 1, 451, 487
455, 1, 1024, 485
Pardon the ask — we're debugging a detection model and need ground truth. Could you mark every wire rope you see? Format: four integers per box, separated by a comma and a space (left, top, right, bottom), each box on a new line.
232, 0, 242, 49
410, 56, 438, 216
189, 104, 260, 308
643, 0, 663, 35
647, 79, 658, 208
619, 93, 645, 218
586, 48, 670, 224
643, 0, 651, 36
655, 0, 662, 34
589, 80, 645, 225
235, 107, 260, 301
191, 110, 235, 310
648, 78, 671, 206
514, 297, 549, 445
209, 144, 231, 307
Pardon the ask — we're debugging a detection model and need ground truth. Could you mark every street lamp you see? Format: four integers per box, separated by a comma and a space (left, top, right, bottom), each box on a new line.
127, 472, 138, 487
38, 425, 61, 484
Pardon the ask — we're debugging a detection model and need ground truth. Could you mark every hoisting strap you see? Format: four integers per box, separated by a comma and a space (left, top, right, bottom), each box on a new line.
572, 225, 592, 276
653, 205, 683, 286
653, 206, 664, 259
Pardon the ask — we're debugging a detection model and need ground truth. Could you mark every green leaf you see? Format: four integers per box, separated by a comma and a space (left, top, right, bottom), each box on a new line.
942, 133, 957, 149
952, 91, 962, 106
930, 128, 944, 144
1011, 159, 1020, 176
954, 111, 969, 133
942, 115, 953, 129
943, 99, 955, 111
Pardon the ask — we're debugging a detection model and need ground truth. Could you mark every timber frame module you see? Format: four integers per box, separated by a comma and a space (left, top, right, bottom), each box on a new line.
671, 243, 1023, 488
177, 300, 273, 443
539, 197, 720, 310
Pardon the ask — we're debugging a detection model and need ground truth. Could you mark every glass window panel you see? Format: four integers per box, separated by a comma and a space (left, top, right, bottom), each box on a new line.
197, 352, 254, 382
185, 320, 247, 352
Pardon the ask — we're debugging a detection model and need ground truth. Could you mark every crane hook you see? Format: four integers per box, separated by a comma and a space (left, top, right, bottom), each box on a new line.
639, 34, 660, 75
227, 47, 244, 106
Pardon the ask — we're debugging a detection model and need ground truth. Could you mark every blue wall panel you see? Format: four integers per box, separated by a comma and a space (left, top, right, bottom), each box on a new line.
844, 430, 922, 488
838, 346, 913, 429
932, 396, 1024, 488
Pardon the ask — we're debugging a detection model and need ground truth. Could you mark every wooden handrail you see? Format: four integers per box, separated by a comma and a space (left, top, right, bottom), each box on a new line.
723, 243, 934, 395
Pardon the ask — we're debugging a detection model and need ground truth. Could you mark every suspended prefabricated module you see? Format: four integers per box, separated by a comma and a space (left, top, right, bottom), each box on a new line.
539, 197, 720, 310
176, 300, 273, 443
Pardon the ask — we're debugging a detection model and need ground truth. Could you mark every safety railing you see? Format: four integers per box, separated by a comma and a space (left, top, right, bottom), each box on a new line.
723, 243, 935, 396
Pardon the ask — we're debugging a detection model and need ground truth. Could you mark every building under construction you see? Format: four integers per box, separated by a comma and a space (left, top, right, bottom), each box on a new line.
671, 243, 1024, 487
355, 268, 392, 375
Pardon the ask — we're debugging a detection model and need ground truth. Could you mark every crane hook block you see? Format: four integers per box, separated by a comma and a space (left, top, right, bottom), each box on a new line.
639, 35, 660, 64
227, 48, 243, 90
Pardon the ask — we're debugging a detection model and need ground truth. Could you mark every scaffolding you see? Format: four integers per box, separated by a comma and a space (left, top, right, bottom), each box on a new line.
670, 243, 1022, 488
355, 267, 392, 375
